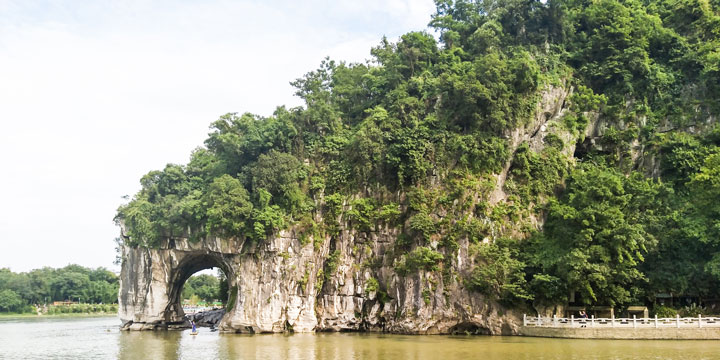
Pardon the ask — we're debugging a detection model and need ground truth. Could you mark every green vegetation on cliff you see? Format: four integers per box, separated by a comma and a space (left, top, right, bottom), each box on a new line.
116, 0, 720, 310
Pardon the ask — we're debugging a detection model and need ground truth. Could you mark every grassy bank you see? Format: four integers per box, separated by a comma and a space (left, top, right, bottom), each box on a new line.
45, 303, 118, 315
0, 312, 117, 319
0, 303, 118, 317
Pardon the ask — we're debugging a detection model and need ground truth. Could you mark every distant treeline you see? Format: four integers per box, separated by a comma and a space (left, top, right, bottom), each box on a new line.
0, 265, 119, 313
182, 272, 228, 305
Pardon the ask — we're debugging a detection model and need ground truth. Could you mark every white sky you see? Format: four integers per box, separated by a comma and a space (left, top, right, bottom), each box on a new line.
0, 0, 435, 273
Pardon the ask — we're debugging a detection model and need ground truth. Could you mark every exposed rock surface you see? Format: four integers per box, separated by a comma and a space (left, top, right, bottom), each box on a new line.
118, 85, 577, 335
118, 231, 521, 334
188, 308, 226, 328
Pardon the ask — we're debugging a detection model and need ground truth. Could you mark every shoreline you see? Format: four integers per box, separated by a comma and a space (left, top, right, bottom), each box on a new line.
0, 312, 117, 319
519, 326, 720, 340
4, 314, 720, 341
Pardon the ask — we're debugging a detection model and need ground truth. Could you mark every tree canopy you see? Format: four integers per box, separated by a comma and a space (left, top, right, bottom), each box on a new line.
0, 265, 119, 313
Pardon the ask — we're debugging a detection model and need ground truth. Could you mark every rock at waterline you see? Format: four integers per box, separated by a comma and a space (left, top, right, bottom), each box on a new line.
186, 308, 226, 328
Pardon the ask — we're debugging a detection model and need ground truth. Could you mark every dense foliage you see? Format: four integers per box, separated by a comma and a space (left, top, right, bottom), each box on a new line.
0, 265, 119, 313
527, 127, 720, 307
116, 0, 720, 310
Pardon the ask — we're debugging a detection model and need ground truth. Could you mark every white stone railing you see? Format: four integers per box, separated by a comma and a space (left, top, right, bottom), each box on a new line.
523, 314, 720, 328
183, 306, 213, 314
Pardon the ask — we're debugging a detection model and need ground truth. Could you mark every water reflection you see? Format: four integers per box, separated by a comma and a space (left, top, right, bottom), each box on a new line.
118, 330, 180, 360
218, 333, 313, 359
2, 317, 720, 359
213, 332, 720, 360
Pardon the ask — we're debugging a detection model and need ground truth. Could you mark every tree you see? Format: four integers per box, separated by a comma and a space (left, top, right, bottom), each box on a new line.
0, 289, 25, 312
468, 242, 532, 304
182, 274, 221, 303
528, 163, 660, 306
248, 150, 308, 213
50, 271, 90, 302
205, 175, 253, 237
689, 153, 720, 281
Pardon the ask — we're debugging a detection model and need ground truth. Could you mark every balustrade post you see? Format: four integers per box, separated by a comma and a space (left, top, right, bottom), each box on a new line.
611, 315, 615, 328
571, 315, 574, 327
699, 314, 702, 328
538, 315, 542, 326
523, 314, 527, 326
553, 314, 558, 327
654, 314, 658, 328
676, 314, 680, 328
591, 315, 595, 328
633, 315, 637, 328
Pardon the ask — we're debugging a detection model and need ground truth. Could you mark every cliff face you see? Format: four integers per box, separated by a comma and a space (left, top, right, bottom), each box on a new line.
119, 231, 519, 334
119, 85, 578, 334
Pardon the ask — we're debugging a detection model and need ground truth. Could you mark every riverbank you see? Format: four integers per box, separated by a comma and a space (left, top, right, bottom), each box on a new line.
523, 314, 720, 340
0, 312, 116, 319
519, 326, 720, 340
7, 311, 720, 341
520, 315, 720, 340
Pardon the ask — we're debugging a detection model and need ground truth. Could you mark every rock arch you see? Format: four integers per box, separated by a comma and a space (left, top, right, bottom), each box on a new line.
163, 253, 234, 325
118, 241, 231, 330
118, 233, 320, 332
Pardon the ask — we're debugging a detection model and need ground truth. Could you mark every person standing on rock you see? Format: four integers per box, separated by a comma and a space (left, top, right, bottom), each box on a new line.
191, 320, 197, 333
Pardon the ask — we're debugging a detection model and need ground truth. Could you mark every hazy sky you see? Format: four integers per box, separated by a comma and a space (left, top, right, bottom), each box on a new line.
0, 0, 435, 273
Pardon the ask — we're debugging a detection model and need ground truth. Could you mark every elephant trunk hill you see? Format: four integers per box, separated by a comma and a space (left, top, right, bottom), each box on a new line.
116, 0, 720, 333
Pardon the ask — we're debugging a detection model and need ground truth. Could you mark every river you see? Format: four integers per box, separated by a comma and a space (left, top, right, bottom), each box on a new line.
0, 316, 718, 359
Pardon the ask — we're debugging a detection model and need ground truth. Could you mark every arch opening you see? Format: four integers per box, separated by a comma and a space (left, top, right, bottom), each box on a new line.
165, 254, 235, 329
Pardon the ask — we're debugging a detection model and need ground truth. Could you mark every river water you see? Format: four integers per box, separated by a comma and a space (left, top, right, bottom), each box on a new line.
0, 316, 718, 359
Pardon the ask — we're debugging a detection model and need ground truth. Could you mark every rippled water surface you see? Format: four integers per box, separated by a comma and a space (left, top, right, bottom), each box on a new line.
0, 316, 719, 359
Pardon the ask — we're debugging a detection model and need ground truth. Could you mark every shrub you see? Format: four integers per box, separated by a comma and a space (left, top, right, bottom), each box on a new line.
408, 212, 436, 240
422, 289, 432, 305
652, 305, 677, 318
378, 203, 402, 224
365, 278, 380, 294
395, 247, 443, 275
324, 250, 342, 280
679, 304, 708, 317
346, 198, 376, 232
